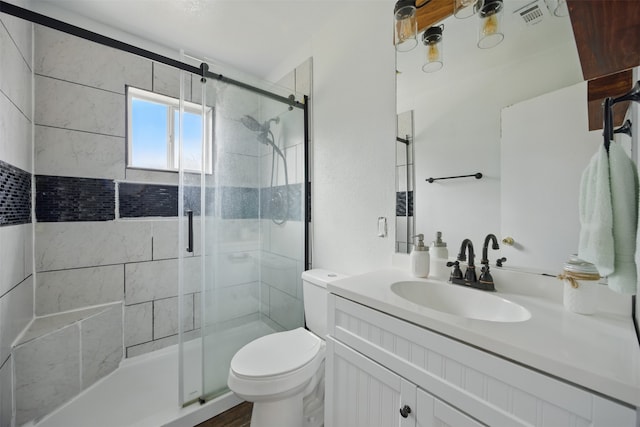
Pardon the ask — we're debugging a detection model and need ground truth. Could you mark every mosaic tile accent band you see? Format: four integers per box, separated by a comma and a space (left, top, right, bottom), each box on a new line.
119, 183, 178, 218
0, 160, 32, 226
34, 177, 304, 221
396, 191, 413, 217
36, 175, 115, 222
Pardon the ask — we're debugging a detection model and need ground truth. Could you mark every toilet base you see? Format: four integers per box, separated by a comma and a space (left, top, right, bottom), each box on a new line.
250, 393, 303, 427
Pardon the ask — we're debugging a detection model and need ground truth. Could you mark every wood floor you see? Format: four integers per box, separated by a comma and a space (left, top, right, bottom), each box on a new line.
195, 402, 253, 427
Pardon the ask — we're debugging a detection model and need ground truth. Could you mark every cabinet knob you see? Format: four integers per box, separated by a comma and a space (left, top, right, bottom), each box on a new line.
399, 404, 412, 418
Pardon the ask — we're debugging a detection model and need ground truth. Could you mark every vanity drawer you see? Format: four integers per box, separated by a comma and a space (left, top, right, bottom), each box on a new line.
328, 294, 635, 427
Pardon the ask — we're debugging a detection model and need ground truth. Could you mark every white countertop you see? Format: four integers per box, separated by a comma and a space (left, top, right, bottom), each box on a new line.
328, 268, 640, 407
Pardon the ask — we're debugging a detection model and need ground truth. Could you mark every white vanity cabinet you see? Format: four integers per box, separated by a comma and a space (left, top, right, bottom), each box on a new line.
325, 294, 636, 427
327, 336, 483, 427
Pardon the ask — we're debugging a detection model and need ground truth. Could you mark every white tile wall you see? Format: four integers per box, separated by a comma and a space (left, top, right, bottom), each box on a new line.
260, 282, 270, 316
0, 356, 12, 427
397, 165, 414, 192
151, 62, 187, 100
0, 92, 33, 173
1, 13, 32, 70
127, 334, 180, 358
268, 220, 304, 260
35, 221, 153, 271
193, 292, 201, 330
214, 218, 260, 248
125, 259, 179, 305
220, 120, 261, 157
0, 276, 33, 370
18, 307, 104, 345
153, 295, 193, 339
268, 287, 303, 330
35, 75, 125, 137
214, 251, 259, 288
36, 265, 124, 315
276, 70, 295, 92
14, 325, 81, 425
202, 282, 259, 325
34, 26, 151, 95
124, 302, 152, 347
0, 224, 27, 296
124, 168, 179, 184
1, 17, 34, 426
259, 252, 298, 298
81, 304, 123, 388
0, 18, 32, 121
295, 59, 312, 96
35, 126, 125, 179
151, 219, 179, 260
216, 152, 260, 188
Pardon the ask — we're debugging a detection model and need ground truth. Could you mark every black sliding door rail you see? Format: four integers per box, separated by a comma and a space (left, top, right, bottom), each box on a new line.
0, 1, 304, 110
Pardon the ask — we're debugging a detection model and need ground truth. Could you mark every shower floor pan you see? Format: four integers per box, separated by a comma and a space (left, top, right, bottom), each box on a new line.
28, 320, 276, 427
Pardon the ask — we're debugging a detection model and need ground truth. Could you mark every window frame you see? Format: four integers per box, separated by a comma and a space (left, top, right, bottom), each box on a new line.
126, 86, 213, 174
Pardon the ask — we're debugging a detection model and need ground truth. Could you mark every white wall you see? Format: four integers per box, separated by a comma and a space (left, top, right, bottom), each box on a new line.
501, 81, 600, 273
309, 2, 397, 275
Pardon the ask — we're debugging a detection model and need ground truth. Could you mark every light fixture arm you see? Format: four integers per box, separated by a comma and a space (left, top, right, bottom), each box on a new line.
415, 0, 433, 10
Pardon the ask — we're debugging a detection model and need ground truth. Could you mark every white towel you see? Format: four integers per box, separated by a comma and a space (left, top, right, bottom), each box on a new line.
578, 144, 614, 276
607, 142, 639, 294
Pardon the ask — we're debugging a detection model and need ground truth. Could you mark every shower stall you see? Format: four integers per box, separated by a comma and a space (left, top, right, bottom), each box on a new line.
178, 73, 309, 406
0, 2, 309, 425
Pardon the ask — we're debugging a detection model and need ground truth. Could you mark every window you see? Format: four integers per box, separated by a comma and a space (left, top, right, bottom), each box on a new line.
127, 87, 213, 173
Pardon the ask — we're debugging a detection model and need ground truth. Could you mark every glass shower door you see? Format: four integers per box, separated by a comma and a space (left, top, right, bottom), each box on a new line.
179, 68, 307, 404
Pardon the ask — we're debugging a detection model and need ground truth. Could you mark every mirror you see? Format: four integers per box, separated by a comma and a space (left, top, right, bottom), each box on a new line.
396, 111, 415, 253
394, 0, 632, 273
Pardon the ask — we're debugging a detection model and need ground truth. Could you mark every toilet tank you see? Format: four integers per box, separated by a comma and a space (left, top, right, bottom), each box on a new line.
301, 269, 348, 338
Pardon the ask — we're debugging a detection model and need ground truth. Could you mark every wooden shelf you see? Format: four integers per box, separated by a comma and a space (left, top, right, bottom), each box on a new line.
567, 0, 639, 131
568, 0, 640, 81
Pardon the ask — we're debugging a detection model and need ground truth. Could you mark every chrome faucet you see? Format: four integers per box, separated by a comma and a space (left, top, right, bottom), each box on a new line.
448, 238, 496, 291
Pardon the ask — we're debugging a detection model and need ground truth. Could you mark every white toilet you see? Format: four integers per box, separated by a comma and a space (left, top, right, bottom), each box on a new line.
227, 269, 346, 427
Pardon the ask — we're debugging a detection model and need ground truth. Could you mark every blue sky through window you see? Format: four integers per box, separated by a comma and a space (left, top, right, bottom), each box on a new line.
129, 91, 209, 172
131, 98, 169, 169
175, 110, 203, 171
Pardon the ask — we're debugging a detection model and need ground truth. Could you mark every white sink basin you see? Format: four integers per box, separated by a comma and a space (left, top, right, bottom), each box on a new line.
391, 281, 531, 322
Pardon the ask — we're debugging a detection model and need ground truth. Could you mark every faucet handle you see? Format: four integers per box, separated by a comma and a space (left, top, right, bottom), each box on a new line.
478, 265, 495, 291
446, 261, 463, 281
496, 257, 506, 267
464, 265, 477, 283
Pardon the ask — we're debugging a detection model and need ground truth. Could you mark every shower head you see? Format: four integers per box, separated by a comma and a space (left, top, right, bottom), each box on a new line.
240, 114, 280, 134
240, 115, 263, 132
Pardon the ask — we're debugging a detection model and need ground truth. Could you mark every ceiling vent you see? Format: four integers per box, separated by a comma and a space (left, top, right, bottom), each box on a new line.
514, 1, 545, 25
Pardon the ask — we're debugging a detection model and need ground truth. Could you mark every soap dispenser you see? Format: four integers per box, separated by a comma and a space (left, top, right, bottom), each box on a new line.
429, 231, 448, 280
410, 234, 430, 278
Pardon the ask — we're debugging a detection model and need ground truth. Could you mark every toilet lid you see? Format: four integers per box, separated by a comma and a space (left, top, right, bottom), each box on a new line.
231, 328, 321, 378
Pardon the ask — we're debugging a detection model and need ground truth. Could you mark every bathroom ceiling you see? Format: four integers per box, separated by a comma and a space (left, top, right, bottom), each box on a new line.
30, 0, 378, 80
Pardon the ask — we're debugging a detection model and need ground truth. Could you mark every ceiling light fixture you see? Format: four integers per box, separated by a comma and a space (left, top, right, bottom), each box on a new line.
394, 0, 433, 52
422, 25, 444, 73
454, 0, 478, 19
395, 0, 504, 74
477, 0, 505, 49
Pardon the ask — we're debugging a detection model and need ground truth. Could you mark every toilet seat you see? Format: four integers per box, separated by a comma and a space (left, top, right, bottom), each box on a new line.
228, 328, 325, 400
231, 328, 322, 379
